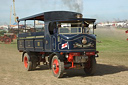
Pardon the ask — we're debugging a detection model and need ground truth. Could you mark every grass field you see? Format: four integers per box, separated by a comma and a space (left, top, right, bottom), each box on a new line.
95, 28, 128, 66
0, 28, 128, 85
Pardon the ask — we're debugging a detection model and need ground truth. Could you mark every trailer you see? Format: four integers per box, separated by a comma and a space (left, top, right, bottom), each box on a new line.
17, 11, 99, 78
0, 33, 16, 44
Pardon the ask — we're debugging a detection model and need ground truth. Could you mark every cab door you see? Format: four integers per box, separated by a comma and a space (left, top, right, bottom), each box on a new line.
45, 34, 51, 51
45, 22, 57, 51
44, 23, 52, 51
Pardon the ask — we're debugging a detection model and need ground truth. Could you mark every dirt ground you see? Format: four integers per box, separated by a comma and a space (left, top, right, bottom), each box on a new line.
0, 28, 128, 85
0, 45, 128, 85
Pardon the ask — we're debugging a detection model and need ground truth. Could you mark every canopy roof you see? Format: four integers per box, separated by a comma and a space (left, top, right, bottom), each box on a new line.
18, 11, 96, 23
18, 13, 44, 21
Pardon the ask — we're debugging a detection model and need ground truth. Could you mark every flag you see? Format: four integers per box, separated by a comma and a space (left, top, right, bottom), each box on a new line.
61, 42, 68, 49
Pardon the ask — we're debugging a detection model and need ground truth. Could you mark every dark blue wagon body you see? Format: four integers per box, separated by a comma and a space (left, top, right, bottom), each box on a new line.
17, 11, 96, 53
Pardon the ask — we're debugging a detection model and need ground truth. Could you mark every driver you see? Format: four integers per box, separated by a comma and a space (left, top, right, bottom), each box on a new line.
84, 22, 90, 33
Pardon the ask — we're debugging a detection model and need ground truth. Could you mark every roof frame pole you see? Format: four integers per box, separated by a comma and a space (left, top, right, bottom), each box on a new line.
93, 22, 94, 34
18, 21, 19, 34
24, 20, 26, 33
34, 19, 36, 32
82, 20, 84, 33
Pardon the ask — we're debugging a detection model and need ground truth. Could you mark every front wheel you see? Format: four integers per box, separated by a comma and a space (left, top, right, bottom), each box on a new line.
51, 55, 64, 78
84, 56, 96, 76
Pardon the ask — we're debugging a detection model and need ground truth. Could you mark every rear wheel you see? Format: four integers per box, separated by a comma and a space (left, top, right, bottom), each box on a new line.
84, 56, 96, 76
4, 37, 11, 44
51, 55, 64, 78
23, 53, 37, 71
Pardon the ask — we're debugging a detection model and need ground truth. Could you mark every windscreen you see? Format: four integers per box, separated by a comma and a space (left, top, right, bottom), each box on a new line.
58, 22, 82, 34
58, 21, 93, 34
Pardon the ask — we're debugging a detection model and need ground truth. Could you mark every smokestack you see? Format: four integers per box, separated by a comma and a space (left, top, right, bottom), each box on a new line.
62, 0, 83, 13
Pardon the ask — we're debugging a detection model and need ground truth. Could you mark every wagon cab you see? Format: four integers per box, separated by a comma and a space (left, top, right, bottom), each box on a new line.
17, 11, 99, 78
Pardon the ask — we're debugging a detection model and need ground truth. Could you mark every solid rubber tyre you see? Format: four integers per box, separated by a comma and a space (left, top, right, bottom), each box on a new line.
84, 56, 96, 76
32, 56, 37, 70
23, 53, 33, 71
51, 55, 64, 78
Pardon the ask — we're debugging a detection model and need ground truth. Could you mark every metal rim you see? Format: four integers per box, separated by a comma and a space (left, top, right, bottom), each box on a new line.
52, 59, 59, 74
24, 56, 28, 68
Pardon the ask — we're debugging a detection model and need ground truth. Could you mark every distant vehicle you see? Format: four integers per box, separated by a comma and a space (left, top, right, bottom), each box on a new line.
126, 30, 128, 40
17, 11, 99, 78
0, 33, 16, 44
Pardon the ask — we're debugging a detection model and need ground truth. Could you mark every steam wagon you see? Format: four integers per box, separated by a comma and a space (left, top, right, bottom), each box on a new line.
17, 11, 99, 78
0, 33, 16, 44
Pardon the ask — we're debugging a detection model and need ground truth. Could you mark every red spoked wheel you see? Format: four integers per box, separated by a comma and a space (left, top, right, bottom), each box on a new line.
51, 55, 64, 78
84, 56, 96, 76
53, 59, 59, 74
4, 38, 11, 44
23, 53, 33, 71
24, 56, 28, 68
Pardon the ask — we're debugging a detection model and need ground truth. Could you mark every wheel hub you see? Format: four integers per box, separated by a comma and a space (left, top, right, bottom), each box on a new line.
53, 64, 56, 69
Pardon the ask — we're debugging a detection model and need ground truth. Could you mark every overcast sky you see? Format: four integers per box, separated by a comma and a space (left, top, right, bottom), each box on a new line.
0, 0, 128, 25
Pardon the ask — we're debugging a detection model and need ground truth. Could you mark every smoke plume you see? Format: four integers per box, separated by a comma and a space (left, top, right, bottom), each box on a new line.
62, 0, 83, 13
